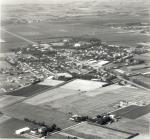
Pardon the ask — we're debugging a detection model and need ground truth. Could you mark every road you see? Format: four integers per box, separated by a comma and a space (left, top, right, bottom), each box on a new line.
106, 69, 150, 92
1, 28, 38, 45
117, 75, 150, 91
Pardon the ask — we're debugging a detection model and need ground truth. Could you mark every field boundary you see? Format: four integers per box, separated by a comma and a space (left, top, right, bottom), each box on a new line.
88, 122, 139, 138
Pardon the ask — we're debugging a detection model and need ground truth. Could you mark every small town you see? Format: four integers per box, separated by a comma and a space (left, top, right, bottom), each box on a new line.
1, 37, 150, 93
0, 0, 150, 139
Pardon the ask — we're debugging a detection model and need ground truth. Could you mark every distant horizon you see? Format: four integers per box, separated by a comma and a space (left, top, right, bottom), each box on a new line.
1, 0, 149, 5
1, 0, 92, 5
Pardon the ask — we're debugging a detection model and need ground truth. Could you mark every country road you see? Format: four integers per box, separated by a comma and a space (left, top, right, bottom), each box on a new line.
1, 28, 38, 44
108, 70, 150, 92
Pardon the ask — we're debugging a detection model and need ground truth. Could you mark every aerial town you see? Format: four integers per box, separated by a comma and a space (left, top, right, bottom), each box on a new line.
0, 36, 150, 139
0, 0, 150, 139
1, 37, 150, 92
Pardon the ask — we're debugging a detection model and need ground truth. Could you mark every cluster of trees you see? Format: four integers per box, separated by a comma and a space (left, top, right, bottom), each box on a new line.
87, 114, 117, 125
67, 136, 78, 139
24, 118, 61, 135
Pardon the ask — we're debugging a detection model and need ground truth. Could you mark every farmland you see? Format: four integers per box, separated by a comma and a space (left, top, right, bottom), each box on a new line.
0, 117, 35, 138
40, 86, 150, 116
21, 84, 150, 117
60, 79, 106, 91
1, 18, 150, 53
85, 84, 122, 97
108, 113, 150, 134
0, 95, 25, 109
6, 84, 51, 97
63, 122, 134, 139
38, 79, 64, 86
24, 88, 81, 105
1, 1, 150, 138
2, 102, 75, 129
2, 84, 150, 138
112, 104, 150, 119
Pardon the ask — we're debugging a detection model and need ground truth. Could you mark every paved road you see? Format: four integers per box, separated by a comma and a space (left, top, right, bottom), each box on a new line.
117, 75, 150, 92
1, 28, 37, 44
107, 70, 150, 92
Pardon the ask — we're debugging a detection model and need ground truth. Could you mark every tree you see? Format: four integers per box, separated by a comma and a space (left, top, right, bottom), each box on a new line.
51, 124, 56, 130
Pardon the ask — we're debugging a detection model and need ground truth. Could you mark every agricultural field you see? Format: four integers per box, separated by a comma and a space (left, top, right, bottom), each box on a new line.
38, 79, 64, 86
2, 102, 75, 129
1, 17, 150, 53
49, 133, 69, 139
60, 79, 107, 91
112, 104, 150, 119
0, 117, 35, 138
108, 113, 150, 135
35, 86, 150, 116
7, 84, 51, 97
0, 114, 11, 125
63, 122, 134, 139
24, 87, 81, 105
0, 95, 25, 109
85, 84, 122, 97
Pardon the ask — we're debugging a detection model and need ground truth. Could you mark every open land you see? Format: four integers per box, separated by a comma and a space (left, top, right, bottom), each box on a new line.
24, 88, 82, 105
40, 86, 150, 116
6, 84, 51, 97
1, 22, 150, 53
0, 95, 25, 109
0, 1, 150, 138
38, 79, 64, 86
107, 113, 150, 135
0, 117, 36, 138
2, 102, 75, 129
63, 122, 134, 139
60, 79, 106, 91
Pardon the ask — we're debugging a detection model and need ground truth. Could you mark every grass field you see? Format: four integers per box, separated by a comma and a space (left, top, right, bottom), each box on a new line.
64, 122, 132, 139
39, 86, 150, 116
60, 79, 106, 91
112, 104, 150, 119
0, 95, 25, 109
38, 79, 64, 86
7, 84, 51, 97
2, 102, 75, 129
1, 17, 150, 53
0, 118, 35, 138
24, 88, 81, 105
50, 133, 69, 139
0, 115, 11, 124
108, 113, 150, 135
86, 84, 122, 97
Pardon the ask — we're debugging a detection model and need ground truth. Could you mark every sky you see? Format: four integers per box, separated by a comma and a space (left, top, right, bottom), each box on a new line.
1, 0, 93, 5
1, 0, 150, 7
1, 0, 142, 5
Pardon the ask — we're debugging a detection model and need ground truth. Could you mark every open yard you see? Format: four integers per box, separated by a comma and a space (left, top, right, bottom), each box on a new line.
60, 79, 106, 91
